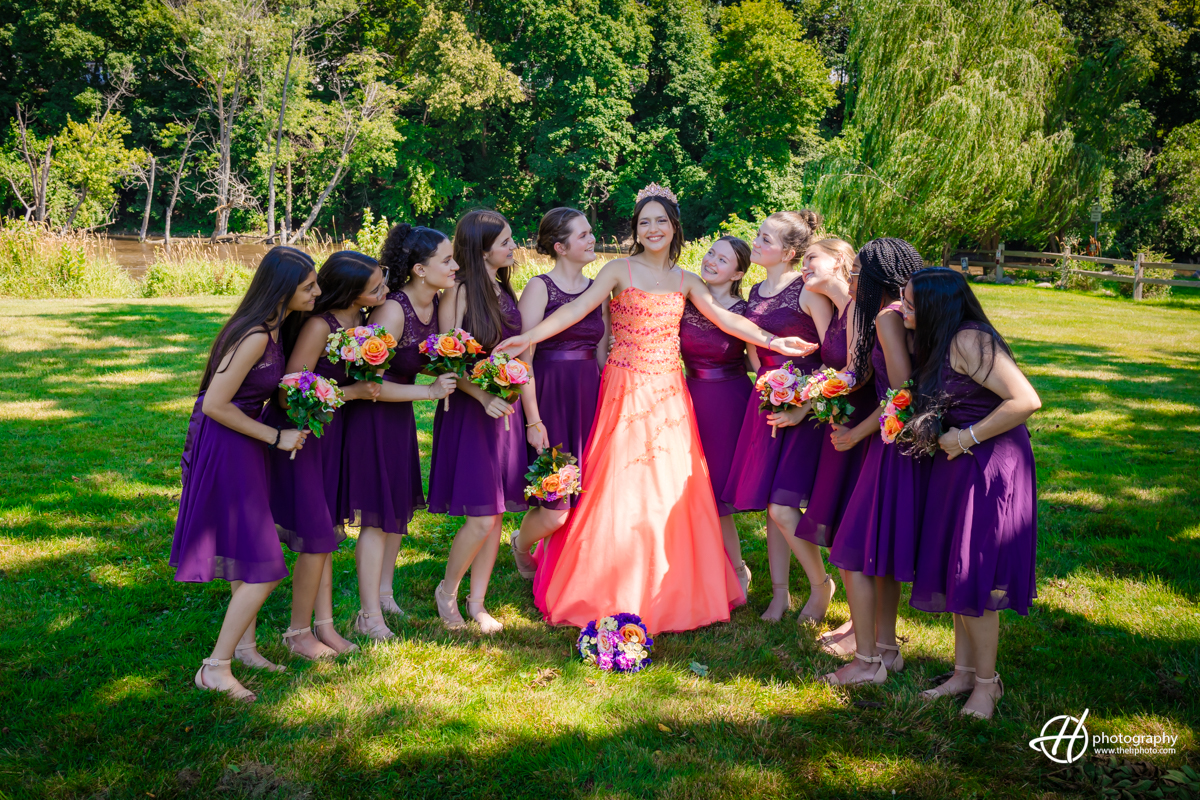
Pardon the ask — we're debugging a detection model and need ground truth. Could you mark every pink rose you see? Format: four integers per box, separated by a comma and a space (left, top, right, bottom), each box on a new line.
313, 379, 337, 404
280, 373, 301, 388
770, 387, 795, 407
558, 464, 580, 484
765, 369, 796, 392
340, 344, 361, 362
352, 326, 371, 339
504, 359, 529, 385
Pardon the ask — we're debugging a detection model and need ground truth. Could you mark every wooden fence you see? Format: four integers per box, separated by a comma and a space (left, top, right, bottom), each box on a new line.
939, 244, 1200, 300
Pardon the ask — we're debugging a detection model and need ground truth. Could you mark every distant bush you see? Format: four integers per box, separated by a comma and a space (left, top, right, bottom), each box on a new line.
141, 249, 254, 297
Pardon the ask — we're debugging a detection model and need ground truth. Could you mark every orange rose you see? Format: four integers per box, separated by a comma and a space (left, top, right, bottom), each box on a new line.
471, 361, 487, 379
494, 368, 511, 387
361, 337, 389, 366
541, 474, 562, 494
466, 339, 484, 355
892, 389, 912, 410
821, 377, 849, 398
881, 414, 905, 444
435, 335, 466, 358
618, 624, 646, 644
379, 332, 398, 350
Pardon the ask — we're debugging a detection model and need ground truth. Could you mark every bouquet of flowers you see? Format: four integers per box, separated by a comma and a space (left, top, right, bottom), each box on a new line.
800, 368, 857, 425
577, 613, 653, 674
469, 352, 531, 431
419, 328, 484, 411
524, 446, 582, 503
755, 361, 806, 438
279, 370, 345, 459
324, 324, 397, 386
879, 382, 915, 445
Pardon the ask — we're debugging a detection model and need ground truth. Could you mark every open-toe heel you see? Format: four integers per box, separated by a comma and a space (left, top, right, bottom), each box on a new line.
467, 597, 504, 635
798, 574, 836, 625
314, 617, 359, 654
234, 644, 287, 672
379, 592, 405, 616
281, 626, 336, 660
920, 665, 976, 700
353, 610, 395, 641
960, 673, 1004, 720
194, 657, 256, 702
876, 641, 904, 673
435, 581, 466, 630
511, 537, 537, 580
820, 650, 887, 686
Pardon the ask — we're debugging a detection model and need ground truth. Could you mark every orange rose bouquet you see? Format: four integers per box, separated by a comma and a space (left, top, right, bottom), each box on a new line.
324, 324, 398, 385
879, 381, 917, 445
278, 370, 345, 460
799, 367, 857, 425
469, 352, 531, 431
754, 361, 806, 438
524, 445, 582, 504
419, 328, 484, 410
577, 613, 653, 673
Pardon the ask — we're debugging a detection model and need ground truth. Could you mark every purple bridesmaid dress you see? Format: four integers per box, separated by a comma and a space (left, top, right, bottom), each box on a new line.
426, 290, 529, 516
340, 292, 438, 535
170, 329, 289, 583
261, 312, 353, 553
909, 322, 1038, 616
529, 274, 605, 511
829, 303, 932, 580
794, 304, 877, 547
722, 277, 823, 511
680, 297, 752, 517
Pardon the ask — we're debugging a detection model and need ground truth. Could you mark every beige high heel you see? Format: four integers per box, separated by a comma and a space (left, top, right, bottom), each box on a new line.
511, 537, 537, 580
379, 592, 405, 616
194, 657, 256, 702
233, 643, 287, 672
875, 641, 904, 673
281, 626, 337, 660
820, 650, 887, 686
435, 581, 466, 630
798, 574, 836, 624
960, 673, 1004, 720
353, 609, 395, 641
920, 665, 976, 700
313, 617, 359, 654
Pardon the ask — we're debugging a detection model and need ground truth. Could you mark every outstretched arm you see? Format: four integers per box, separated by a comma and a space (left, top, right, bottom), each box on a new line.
494, 261, 624, 354
684, 273, 818, 357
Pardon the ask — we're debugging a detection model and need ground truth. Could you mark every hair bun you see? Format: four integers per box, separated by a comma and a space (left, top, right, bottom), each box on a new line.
799, 210, 823, 231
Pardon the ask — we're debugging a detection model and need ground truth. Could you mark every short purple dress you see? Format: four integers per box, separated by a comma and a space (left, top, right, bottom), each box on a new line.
427, 289, 529, 517
909, 322, 1038, 616
830, 304, 932, 580
529, 274, 605, 511
261, 312, 352, 553
170, 328, 289, 584
722, 277, 823, 511
340, 292, 437, 534
681, 297, 752, 517
794, 304, 877, 547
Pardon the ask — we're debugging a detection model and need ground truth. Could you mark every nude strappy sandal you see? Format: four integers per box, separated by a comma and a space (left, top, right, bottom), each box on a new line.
379, 592, 405, 616
960, 673, 1004, 720
798, 574, 837, 624
820, 650, 887, 686
875, 641, 904, 673
234, 643, 287, 672
511, 538, 537, 580
281, 626, 336, 660
353, 609, 395, 641
194, 657, 256, 702
920, 665, 976, 699
313, 617, 359, 654
435, 581, 466, 630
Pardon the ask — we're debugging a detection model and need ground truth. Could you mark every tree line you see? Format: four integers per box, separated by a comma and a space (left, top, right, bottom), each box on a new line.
0, 0, 1197, 259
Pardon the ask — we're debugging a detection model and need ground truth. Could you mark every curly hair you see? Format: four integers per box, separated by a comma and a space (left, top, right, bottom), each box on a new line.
379, 223, 448, 292
848, 237, 925, 378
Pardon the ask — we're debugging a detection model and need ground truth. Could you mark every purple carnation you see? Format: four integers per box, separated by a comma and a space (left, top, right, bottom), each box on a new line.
597, 653, 614, 670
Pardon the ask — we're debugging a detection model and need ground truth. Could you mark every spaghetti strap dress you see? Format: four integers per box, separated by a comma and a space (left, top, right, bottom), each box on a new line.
426, 290, 529, 516
679, 297, 752, 517
528, 273, 605, 511
170, 329, 288, 584
909, 322, 1038, 616
340, 292, 438, 534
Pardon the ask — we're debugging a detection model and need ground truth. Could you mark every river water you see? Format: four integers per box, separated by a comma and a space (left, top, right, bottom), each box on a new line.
102, 236, 296, 278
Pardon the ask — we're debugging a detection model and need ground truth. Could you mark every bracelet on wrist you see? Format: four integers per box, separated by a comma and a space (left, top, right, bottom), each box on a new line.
272, 427, 282, 449
767, 336, 778, 352
969, 424, 981, 445
956, 428, 972, 455
525, 419, 542, 429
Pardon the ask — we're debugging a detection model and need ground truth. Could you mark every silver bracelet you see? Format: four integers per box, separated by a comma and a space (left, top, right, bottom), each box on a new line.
969, 425, 981, 445
956, 428, 973, 455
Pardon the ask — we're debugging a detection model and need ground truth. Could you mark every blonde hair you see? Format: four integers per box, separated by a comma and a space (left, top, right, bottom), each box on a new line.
805, 237, 856, 282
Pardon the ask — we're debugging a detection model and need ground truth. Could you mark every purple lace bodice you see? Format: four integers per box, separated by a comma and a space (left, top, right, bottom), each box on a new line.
387, 291, 440, 383
680, 298, 748, 371
230, 329, 285, 415
820, 304, 850, 370
872, 302, 905, 403
535, 274, 605, 351
744, 276, 820, 369
497, 289, 522, 343
941, 321, 1004, 428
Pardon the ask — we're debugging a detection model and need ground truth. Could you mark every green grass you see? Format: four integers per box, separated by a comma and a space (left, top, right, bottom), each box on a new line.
1, 286, 1198, 799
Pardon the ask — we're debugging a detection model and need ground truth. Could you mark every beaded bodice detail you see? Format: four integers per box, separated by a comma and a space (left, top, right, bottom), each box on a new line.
536, 274, 605, 352
607, 289, 685, 375
744, 277, 820, 369
387, 291, 439, 384
680, 298, 747, 371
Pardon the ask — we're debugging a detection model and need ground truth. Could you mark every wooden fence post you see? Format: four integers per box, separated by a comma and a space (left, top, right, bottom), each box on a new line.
941, 242, 951, 269
1133, 252, 1145, 301
995, 242, 1005, 281
1058, 243, 1071, 287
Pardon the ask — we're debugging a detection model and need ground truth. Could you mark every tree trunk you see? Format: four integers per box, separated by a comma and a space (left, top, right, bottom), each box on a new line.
289, 159, 347, 244
283, 160, 293, 242
35, 139, 52, 223
139, 156, 157, 242
64, 185, 88, 232
266, 39, 297, 243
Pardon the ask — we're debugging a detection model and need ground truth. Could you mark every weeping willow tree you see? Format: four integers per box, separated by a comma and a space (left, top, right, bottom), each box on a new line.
813, 0, 1101, 255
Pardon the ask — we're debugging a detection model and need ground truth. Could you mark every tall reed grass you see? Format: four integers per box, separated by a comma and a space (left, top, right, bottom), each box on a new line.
0, 221, 137, 298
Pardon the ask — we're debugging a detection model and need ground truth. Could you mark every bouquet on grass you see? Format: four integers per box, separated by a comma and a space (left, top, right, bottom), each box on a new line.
324, 324, 397, 389
524, 446, 582, 504
755, 361, 806, 438
469, 352, 531, 431
800, 368, 857, 425
577, 613, 653, 674
419, 328, 484, 411
879, 382, 915, 445
279, 370, 345, 459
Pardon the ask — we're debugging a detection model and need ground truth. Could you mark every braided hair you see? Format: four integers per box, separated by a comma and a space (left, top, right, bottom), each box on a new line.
849, 237, 925, 377
379, 223, 448, 292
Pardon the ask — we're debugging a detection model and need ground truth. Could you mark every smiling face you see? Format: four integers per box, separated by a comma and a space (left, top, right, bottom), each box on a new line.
289, 269, 321, 312
635, 201, 673, 255
801, 245, 850, 295
701, 239, 745, 288
558, 214, 597, 265
354, 265, 388, 309
483, 224, 516, 271
902, 281, 916, 330
414, 238, 459, 291
752, 220, 793, 268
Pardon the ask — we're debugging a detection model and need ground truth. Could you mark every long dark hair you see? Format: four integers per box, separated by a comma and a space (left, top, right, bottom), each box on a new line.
630, 194, 683, 264
280, 250, 380, 353
849, 237, 925, 378
536, 207, 586, 256
905, 268, 1014, 453
716, 234, 751, 299
200, 246, 315, 391
453, 209, 517, 351
380, 223, 448, 291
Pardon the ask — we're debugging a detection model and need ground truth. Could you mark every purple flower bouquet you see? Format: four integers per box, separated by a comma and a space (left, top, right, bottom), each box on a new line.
577, 613, 653, 673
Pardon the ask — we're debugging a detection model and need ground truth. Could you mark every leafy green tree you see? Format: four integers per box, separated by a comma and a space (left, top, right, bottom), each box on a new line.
54, 112, 146, 230
1158, 121, 1200, 257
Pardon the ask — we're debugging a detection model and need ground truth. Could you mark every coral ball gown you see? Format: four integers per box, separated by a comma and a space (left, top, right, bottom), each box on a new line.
532, 282, 746, 634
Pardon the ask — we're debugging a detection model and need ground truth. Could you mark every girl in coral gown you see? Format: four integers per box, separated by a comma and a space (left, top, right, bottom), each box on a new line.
496, 185, 818, 634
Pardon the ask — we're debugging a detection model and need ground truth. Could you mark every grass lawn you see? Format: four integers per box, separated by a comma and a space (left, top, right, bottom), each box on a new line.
0, 285, 1198, 799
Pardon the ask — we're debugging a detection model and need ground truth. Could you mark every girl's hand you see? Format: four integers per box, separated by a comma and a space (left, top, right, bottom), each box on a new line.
767, 403, 809, 429
939, 427, 968, 460
830, 423, 858, 452
343, 380, 382, 401
426, 373, 458, 400
494, 334, 532, 356
527, 420, 548, 452
772, 337, 819, 357
481, 394, 516, 419
277, 429, 309, 452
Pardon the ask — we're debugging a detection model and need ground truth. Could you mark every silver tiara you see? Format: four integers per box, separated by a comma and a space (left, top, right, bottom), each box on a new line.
636, 182, 678, 206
